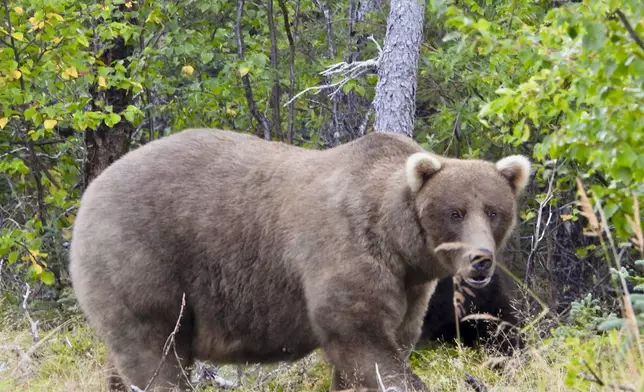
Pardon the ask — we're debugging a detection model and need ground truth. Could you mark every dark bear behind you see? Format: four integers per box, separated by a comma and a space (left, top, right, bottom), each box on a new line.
419, 269, 524, 355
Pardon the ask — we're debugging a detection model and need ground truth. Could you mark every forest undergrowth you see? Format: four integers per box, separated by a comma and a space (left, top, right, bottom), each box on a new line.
0, 301, 642, 392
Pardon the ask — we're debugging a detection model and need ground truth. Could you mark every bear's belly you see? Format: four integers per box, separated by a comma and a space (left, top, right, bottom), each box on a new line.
192, 318, 318, 364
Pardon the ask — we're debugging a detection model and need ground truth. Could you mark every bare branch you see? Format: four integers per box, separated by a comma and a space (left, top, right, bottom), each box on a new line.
613, 9, 644, 53
21, 283, 39, 343
143, 293, 190, 391
9, 138, 67, 146
267, 0, 283, 141
235, 0, 272, 140
278, 0, 298, 144
525, 162, 557, 285
284, 36, 381, 106
312, 0, 335, 58
580, 360, 635, 391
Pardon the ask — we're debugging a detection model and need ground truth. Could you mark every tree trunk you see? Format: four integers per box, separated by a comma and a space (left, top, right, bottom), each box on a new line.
84, 10, 136, 187
346, 0, 380, 137
267, 0, 283, 141
372, 0, 426, 136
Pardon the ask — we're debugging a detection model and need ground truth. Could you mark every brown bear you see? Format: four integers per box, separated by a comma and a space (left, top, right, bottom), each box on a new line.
419, 270, 525, 355
69, 128, 531, 392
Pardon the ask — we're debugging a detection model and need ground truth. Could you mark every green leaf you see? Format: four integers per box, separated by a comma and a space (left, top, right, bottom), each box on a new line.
77, 35, 90, 47
442, 31, 461, 42
8, 251, 19, 264
597, 318, 624, 331
200, 52, 214, 64
40, 271, 56, 286
104, 113, 122, 127
582, 21, 606, 51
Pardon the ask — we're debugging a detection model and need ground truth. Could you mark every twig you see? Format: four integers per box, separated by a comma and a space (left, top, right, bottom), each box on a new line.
9, 139, 67, 146
312, 0, 335, 58
278, 0, 297, 144
267, 0, 282, 141
613, 9, 644, 53
284, 36, 381, 106
374, 363, 387, 392
21, 283, 39, 343
525, 162, 557, 285
143, 293, 188, 391
580, 360, 635, 391
235, 0, 272, 140
20, 319, 73, 365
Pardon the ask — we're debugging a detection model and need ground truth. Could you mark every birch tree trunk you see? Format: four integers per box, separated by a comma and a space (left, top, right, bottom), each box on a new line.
372, 0, 426, 136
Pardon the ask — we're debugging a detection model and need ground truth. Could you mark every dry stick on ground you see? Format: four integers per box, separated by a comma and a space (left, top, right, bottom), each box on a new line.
142, 293, 192, 392
464, 372, 488, 392
21, 283, 39, 343
524, 162, 557, 285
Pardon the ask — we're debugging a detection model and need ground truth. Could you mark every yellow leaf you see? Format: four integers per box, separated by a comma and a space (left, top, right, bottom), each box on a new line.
44, 119, 57, 129
33, 263, 43, 274
125, 1, 133, 8
46, 13, 64, 22
560, 214, 574, 221
14, 6, 24, 14
62, 66, 78, 79
12, 70, 21, 79
239, 66, 250, 77
98, 76, 107, 88
182, 65, 194, 76
11, 32, 24, 41
0, 117, 8, 129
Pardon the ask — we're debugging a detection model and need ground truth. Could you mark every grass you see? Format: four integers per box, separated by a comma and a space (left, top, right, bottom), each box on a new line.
1, 304, 642, 392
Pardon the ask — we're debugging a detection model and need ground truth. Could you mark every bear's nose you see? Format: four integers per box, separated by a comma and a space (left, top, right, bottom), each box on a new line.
470, 248, 493, 273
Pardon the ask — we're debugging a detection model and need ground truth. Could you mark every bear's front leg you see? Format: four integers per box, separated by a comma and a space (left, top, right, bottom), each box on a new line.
396, 280, 438, 359
324, 334, 429, 392
307, 269, 430, 392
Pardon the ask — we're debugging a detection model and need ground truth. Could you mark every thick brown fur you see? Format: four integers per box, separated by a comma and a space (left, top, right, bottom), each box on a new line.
69, 128, 531, 391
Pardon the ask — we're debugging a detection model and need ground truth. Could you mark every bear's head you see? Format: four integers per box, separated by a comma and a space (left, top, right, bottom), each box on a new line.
406, 152, 531, 288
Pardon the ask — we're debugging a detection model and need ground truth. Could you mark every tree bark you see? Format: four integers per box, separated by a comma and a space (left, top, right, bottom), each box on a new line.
267, 0, 283, 141
372, 0, 426, 136
278, 0, 298, 144
235, 0, 272, 141
84, 8, 136, 187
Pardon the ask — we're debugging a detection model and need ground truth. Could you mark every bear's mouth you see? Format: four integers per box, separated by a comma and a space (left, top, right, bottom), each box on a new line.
464, 275, 492, 288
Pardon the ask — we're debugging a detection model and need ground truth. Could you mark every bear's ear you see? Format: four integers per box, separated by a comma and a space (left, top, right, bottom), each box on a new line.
495, 155, 531, 194
406, 152, 442, 193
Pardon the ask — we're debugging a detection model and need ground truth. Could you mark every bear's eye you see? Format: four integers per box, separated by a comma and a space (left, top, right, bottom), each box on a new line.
487, 209, 497, 218
450, 210, 464, 221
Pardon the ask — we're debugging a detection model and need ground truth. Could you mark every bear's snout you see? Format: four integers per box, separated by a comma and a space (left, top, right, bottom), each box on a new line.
469, 248, 493, 273
462, 248, 495, 288
471, 258, 493, 274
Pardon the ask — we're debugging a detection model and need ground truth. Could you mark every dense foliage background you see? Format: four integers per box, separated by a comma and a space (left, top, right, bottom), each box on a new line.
0, 0, 642, 390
